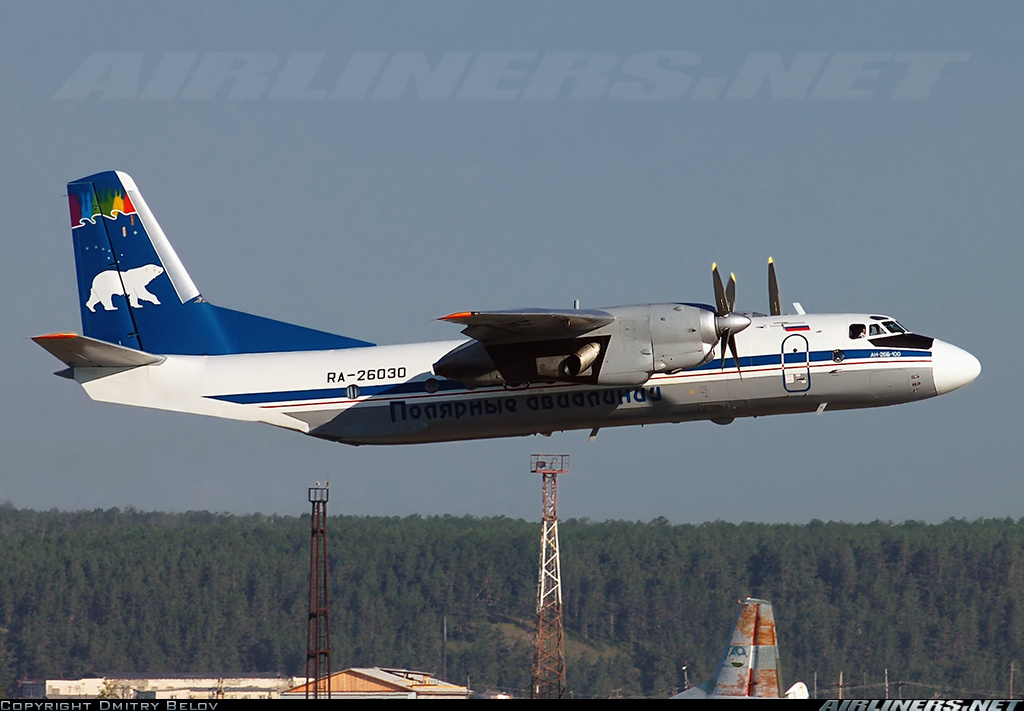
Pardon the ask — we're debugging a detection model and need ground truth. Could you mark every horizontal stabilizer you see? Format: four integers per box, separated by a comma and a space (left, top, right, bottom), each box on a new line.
32, 333, 165, 368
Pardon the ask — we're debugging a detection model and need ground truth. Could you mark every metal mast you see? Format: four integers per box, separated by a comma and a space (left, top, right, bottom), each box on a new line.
305, 483, 332, 699
530, 454, 568, 699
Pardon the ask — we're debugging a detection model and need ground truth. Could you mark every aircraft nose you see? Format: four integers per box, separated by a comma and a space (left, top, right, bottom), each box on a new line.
931, 340, 981, 395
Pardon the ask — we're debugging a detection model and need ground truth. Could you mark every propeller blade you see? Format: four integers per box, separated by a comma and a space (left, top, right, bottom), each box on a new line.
712, 263, 728, 316
768, 257, 781, 316
716, 333, 743, 371
728, 333, 742, 373
711, 262, 750, 370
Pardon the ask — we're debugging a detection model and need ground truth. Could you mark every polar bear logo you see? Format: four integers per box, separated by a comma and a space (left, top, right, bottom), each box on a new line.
86, 264, 165, 312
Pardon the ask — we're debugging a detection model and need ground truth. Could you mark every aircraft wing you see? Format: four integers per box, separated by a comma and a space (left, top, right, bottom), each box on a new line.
439, 308, 615, 344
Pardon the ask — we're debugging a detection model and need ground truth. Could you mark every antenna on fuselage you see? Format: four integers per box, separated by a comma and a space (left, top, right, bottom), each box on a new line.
768, 257, 782, 316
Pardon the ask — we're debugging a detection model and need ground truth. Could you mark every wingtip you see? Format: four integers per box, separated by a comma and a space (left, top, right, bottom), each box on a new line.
439, 311, 475, 321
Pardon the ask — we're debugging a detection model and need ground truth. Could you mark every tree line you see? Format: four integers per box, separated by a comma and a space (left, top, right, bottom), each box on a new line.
0, 505, 1021, 698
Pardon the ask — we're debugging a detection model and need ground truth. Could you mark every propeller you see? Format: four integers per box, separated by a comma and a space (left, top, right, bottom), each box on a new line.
711, 263, 751, 370
768, 257, 782, 317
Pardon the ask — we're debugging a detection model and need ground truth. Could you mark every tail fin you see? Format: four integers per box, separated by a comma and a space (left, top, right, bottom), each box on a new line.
674, 597, 805, 699
67, 171, 373, 355
709, 597, 784, 698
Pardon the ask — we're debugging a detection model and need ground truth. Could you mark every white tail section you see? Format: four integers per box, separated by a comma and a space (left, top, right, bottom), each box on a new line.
673, 597, 805, 699
712, 597, 782, 697
114, 171, 200, 304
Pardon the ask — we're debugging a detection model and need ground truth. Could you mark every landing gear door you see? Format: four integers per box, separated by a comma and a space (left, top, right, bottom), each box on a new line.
782, 334, 811, 393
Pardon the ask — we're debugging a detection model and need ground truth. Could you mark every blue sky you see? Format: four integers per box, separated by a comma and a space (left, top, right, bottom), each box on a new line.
2, 2, 1018, 522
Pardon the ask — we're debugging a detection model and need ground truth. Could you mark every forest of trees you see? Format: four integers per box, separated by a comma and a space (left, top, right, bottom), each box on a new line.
0, 505, 1022, 698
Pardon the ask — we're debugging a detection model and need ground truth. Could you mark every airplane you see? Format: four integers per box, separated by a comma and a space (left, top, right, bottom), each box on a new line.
35, 171, 981, 446
671, 597, 809, 699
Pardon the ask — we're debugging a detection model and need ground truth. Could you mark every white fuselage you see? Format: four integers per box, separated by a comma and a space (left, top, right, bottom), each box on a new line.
74, 313, 979, 445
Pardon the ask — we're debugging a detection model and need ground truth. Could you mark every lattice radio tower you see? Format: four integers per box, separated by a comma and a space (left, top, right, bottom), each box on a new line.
530, 454, 568, 699
306, 483, 332, 699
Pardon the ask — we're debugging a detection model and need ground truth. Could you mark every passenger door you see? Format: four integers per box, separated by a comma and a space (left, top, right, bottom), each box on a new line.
782, 334, 811, 393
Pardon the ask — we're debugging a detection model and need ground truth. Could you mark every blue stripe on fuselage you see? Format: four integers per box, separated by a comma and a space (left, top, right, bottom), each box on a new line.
208, 377, 464, 405
691, 348, 930, 371
205, 349, 931, 406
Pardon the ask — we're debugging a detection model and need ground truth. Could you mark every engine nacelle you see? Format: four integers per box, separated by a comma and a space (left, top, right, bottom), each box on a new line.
650, 304, 718, 373
595, 304, 717, 384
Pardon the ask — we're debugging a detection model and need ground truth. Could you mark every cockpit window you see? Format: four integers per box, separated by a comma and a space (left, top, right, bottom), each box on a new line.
883, 320, 906, 334
849, 323, 866, 339
869, 324, 884, 336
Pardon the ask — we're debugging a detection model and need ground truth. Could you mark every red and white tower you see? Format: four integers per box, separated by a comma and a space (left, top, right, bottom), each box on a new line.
530, 454, 569, 699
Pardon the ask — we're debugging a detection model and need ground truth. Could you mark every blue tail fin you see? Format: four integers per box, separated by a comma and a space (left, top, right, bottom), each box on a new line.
68, 171, 373, 355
